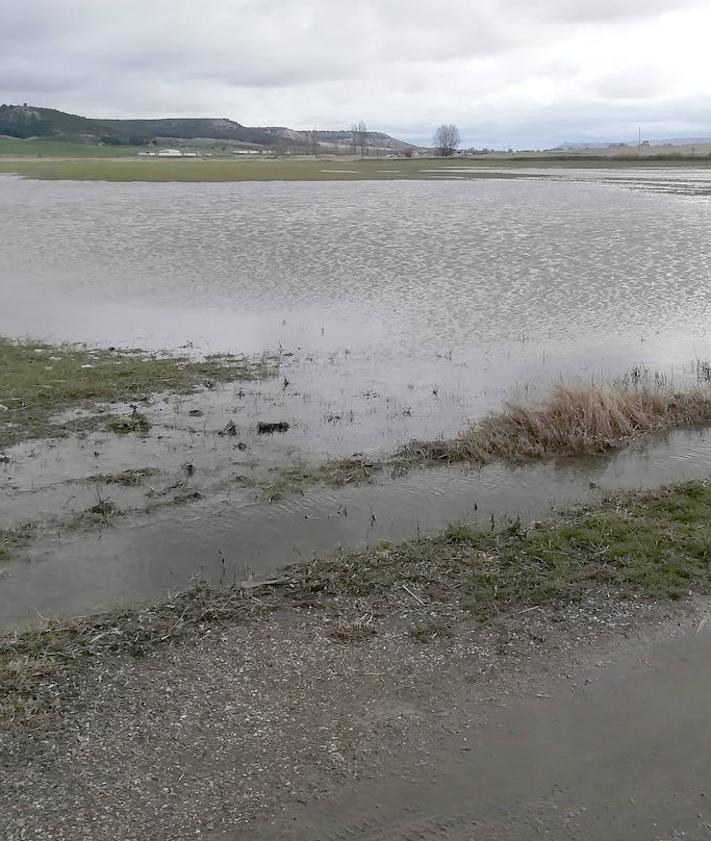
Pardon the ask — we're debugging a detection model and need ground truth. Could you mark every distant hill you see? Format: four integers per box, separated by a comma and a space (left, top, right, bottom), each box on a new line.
553, 141, 614, 150
656, 137, 711, 146
555, 136, 711, 151
0, 104, 415, 153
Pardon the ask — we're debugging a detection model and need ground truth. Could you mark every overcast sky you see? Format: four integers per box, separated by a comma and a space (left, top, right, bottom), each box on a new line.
1, 0, 710, 148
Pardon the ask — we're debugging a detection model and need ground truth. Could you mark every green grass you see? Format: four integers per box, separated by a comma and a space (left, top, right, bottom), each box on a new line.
0, 157, 457, 182
2, 155, 710, 182
0, 338, 276, 448
293, 481, 711, 616
0, 138, 144, 157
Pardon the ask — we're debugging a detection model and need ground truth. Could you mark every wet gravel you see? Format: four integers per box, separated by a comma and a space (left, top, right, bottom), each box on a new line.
0, 590, 693, 841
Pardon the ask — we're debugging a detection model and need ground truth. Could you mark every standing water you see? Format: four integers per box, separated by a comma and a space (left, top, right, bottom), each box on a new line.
1, 169, 711, 624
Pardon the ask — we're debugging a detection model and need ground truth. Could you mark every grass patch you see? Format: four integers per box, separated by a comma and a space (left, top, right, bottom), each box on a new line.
0, 138, 142, 157
292, 480, 711, 615
259, 384, 711, 502
1, 155, 710, 183
399, 384, 711, 465
0, 337, 276, 448
0, 525, 33, 563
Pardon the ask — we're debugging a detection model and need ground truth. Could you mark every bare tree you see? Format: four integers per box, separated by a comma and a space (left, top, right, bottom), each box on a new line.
433, 124, 461, 157
351, 120, 368, 156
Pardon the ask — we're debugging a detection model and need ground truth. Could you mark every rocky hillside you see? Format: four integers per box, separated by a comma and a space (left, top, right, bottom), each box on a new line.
0, 104, 415, 153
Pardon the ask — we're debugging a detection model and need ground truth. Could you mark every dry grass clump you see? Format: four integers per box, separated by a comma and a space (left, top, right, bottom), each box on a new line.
402, 384, 711, 465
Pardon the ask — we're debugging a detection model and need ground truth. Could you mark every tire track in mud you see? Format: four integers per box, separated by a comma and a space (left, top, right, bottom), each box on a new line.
243, 803, 549, 841
268, 814, 505, 841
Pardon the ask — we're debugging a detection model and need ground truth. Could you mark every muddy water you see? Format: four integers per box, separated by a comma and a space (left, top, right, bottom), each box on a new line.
1, 169, 711, 626
2, 427, 711, 628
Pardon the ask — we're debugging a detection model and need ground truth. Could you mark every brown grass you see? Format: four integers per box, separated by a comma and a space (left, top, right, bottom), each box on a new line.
400, 384, 711, 464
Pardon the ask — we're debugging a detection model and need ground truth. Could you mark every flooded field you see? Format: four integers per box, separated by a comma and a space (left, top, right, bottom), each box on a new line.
1, 167, 711, 625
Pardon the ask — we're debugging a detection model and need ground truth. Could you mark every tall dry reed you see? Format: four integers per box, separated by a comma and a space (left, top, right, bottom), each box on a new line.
402, 384, 711, 464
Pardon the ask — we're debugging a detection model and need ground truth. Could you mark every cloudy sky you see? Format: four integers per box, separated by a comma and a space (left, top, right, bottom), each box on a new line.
1, 0, 710, 148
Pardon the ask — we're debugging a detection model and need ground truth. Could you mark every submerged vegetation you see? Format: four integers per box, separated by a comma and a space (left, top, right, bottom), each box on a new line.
262, 455, 380, 500
107, 407, 152, 435
0, 337, 276, 448
0, 526, 33, 563
66, 495, 124, 531
3, 479, 711, 725
91, 467, 158, 487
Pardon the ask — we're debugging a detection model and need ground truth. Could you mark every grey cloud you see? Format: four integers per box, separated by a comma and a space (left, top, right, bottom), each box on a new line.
0, 0, 709, 146
511, 0, 702, 23
595, 69, 669, 101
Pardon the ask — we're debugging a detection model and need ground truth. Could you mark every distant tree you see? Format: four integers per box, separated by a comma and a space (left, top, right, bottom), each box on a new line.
433, 124, 461, 157
310, 128, 319, 156
351, 120, 368, 156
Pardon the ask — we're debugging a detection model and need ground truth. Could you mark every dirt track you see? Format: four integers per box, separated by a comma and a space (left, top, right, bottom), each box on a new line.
245, 610, 711, 841
4, 593, 710, 840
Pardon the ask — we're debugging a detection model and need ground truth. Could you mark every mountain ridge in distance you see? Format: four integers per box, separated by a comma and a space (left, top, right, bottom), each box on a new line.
0, 104, 416, 153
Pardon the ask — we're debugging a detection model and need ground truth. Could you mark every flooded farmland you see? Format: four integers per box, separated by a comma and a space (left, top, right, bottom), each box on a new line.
2, 167, 711, 626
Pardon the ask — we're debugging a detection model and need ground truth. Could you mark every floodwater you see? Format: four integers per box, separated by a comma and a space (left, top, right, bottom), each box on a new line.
1, 168, 711, 625
2, 427, 711, 628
